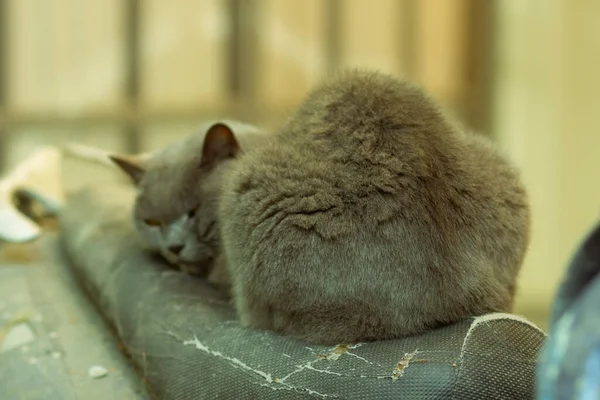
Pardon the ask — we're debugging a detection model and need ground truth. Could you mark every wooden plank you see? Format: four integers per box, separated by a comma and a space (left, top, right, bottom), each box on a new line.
339, 0, 403, 75
323, 0, 342, 73
0, 0, 7, 171
413, 0, 469, 113
227, 0, 261, 121
463, 0, 494, 134
6, 0, 123, 114
139, 0, 228, 112
123, 0, 141, 153
5, 125, 125, 170
257, 0, 327, 110
492, 0, 564, 323
141, 121, 208, 152
560, 0, 600, 265
0, 104, 292, 127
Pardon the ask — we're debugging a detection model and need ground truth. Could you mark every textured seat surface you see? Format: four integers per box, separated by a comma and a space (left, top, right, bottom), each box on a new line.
59, 182, 547, 400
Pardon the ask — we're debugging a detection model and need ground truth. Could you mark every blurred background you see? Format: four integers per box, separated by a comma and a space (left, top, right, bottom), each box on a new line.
0, 0, 598, 330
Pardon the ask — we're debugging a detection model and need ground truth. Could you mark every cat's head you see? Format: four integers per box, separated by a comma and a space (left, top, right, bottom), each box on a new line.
109, 122, 240, 275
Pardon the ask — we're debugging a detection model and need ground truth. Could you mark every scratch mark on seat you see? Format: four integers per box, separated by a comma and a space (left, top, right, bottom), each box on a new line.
391, 349, 418, 381
170, 332, 274, 382
305, 365, 344, 376
278, 359, 322, 382
345, 351, 381, 366
169, 331, 340, 398
314, 343, 363, 361
258, 382, 338, 398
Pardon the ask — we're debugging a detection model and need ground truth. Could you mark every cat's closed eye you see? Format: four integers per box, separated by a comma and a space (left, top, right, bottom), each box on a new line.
144, 218, 161, 227
188, 207, 199, 218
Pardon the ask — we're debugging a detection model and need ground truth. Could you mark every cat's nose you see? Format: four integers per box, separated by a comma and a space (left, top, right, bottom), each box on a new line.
168, 245, 184, 255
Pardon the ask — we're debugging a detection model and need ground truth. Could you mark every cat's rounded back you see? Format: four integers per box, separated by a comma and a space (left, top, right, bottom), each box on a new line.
219, 69, 530, 344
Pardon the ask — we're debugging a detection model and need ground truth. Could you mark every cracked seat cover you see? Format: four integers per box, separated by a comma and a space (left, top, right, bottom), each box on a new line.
59, 182, 547, 400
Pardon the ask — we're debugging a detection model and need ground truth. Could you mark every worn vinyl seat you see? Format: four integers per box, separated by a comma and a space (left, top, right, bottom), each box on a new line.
59, 181, 546, 400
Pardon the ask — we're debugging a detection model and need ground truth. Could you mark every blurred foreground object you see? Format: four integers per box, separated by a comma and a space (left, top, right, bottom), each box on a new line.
0, 147, 64, 243
0, 142, 137, 244
537, 221, 600, 399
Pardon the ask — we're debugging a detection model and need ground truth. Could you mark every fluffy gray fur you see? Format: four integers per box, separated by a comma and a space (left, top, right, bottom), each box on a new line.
216, 69, 530, 344
110, 120, 271, 276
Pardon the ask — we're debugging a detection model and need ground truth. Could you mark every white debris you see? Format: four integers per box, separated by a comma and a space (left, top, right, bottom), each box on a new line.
1, 322, 36, 353
0, 208, 40, 243
49, 331, 58, 339
28, 357, 38, 364
51, 351, 61, 359
88, 365, 109, 379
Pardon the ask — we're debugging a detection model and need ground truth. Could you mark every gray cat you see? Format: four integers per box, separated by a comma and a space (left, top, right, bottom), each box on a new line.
110, 120, 271, 276
113, 69, 530, 345
214, 69, 530, 344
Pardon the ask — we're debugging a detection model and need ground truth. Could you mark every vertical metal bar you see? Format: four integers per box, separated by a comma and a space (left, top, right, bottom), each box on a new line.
465, 0, 495, 135
227, 0, 261, 121
123, 0, 141, 153
0, 0, 5, 108
0, 0, 8, 171
227, 0, 241, 99
323, 0, 342, 73
398, 0, 419, 80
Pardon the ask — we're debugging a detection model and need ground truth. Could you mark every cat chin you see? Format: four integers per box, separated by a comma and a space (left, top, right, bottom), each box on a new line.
177, 262, 211, 277
160, 250, 180, 266
158, 249, 210, 276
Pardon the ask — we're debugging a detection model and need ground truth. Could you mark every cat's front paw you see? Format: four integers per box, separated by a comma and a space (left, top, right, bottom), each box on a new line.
178, 262, 211, 277
207, 257, 231, 293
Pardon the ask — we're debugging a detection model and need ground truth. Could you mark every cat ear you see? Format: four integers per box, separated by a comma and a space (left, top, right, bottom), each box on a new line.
200, 123, 240, 169
108, 154, 147, 185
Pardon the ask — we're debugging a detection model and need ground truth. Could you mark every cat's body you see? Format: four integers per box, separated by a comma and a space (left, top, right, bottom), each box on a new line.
110, 120, 271, 276
111, 69, 530, 345
216, 70, 530, 344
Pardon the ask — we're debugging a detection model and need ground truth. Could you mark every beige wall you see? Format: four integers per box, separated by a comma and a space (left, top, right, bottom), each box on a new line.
494, 0, 600, 327
2, 0, 474, 162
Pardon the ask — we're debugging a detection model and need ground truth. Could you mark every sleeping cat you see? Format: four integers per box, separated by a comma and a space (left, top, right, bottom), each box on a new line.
111, 69, 530, 345
109, 120, 271, 276
213, 69, 531, 344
